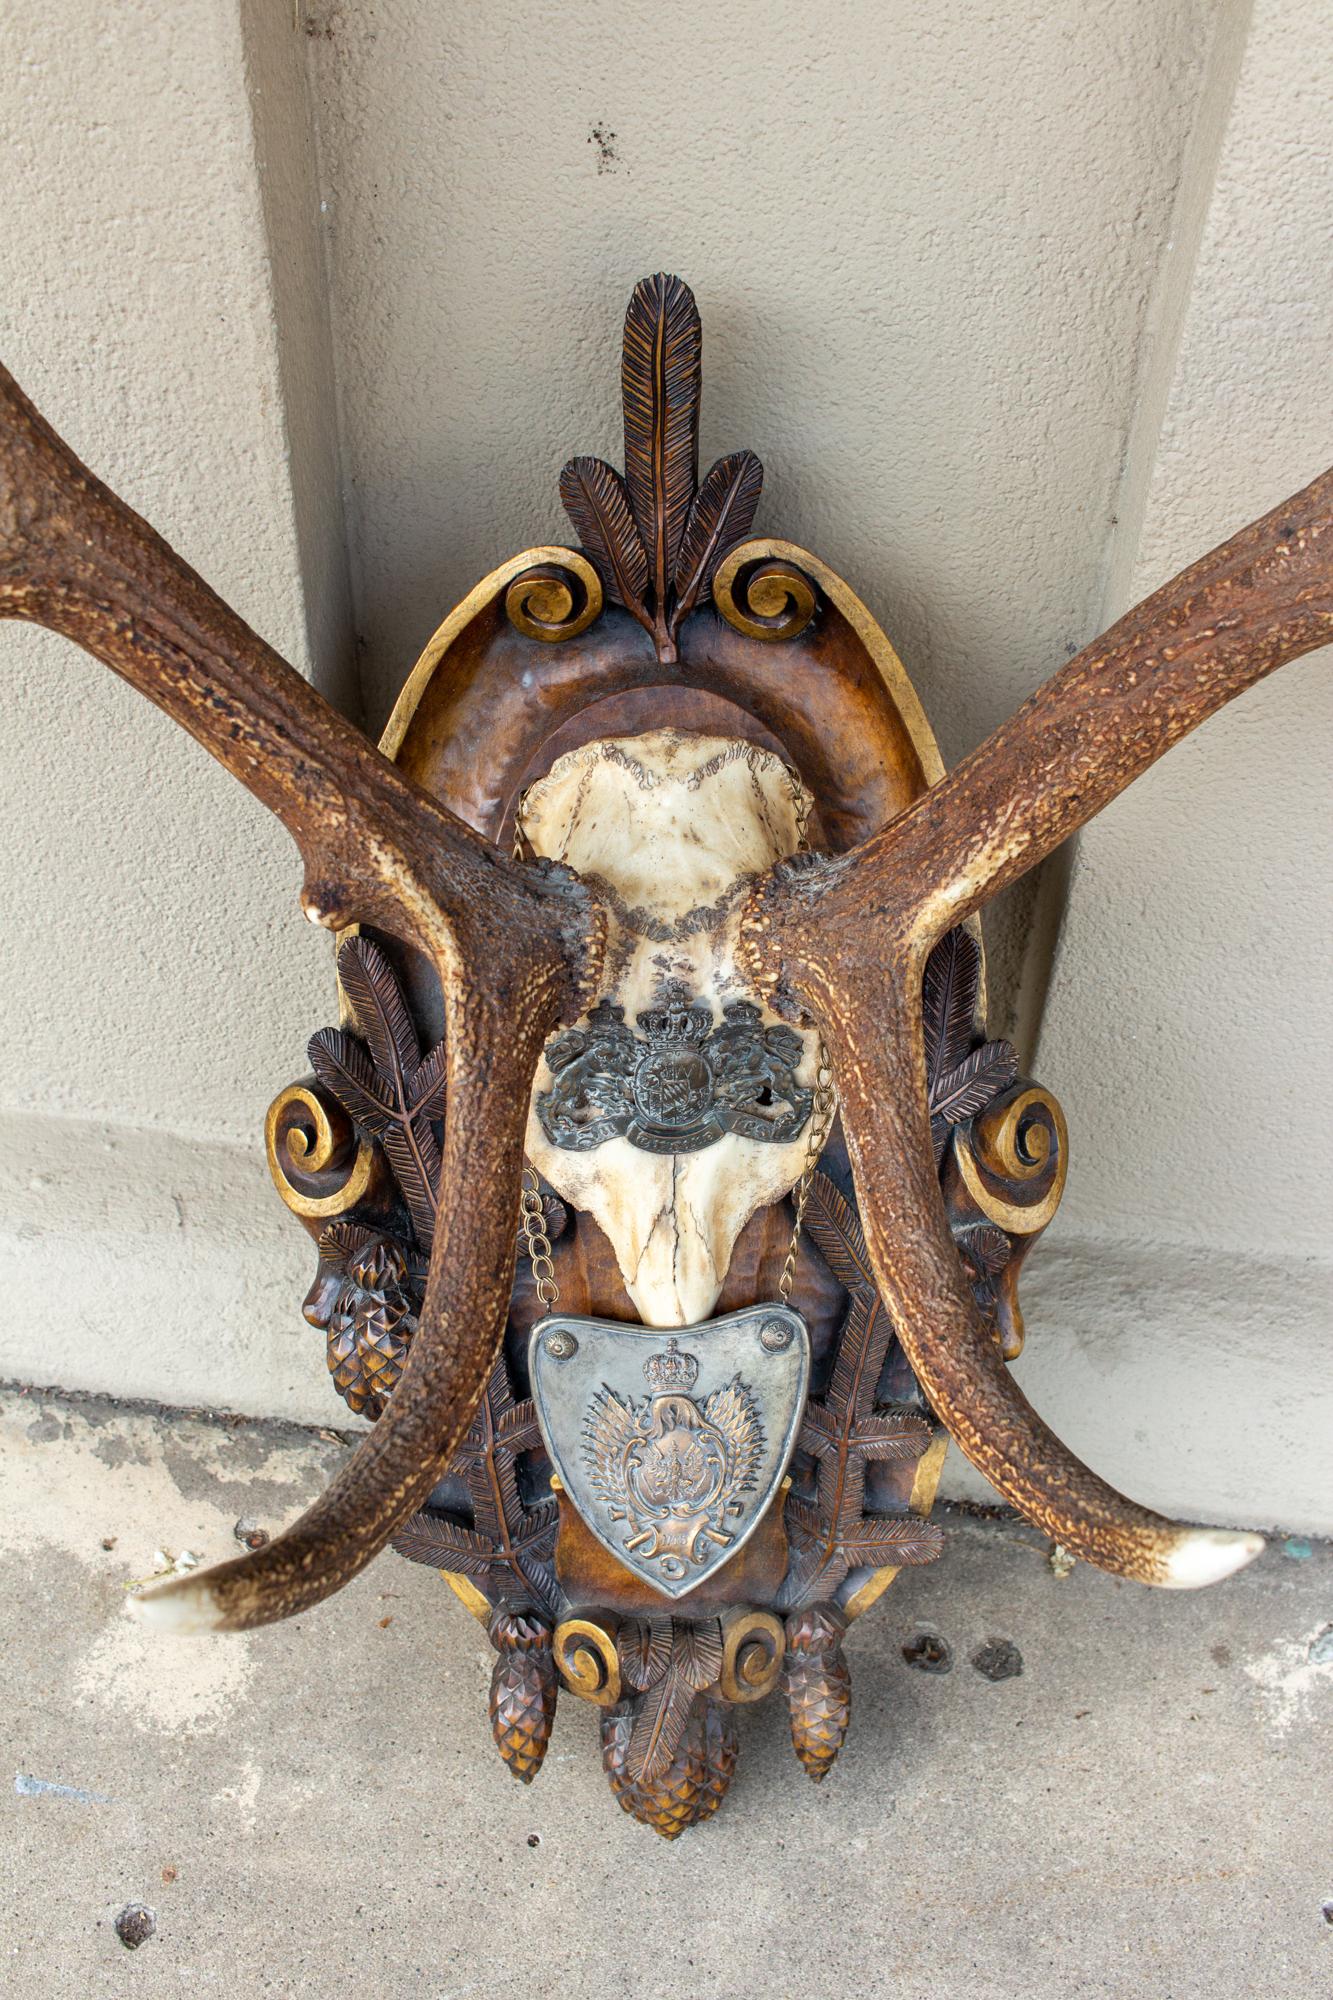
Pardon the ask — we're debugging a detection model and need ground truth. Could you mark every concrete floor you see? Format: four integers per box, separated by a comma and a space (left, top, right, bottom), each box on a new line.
2, 1385, 1329, 1999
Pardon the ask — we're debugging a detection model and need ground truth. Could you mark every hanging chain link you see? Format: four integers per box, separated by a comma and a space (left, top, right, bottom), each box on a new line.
520, 1165, 560, 1311
777, 1038, 836, 1305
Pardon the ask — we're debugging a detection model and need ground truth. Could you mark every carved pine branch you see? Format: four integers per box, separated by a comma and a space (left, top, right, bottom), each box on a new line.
393, 1353, 558, 1617
782, 1172, 941, 1608
742, 468, 1333, 1588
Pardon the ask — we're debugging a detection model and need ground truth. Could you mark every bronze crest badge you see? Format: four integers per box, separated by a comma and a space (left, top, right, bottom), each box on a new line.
535, 983, 814, 1154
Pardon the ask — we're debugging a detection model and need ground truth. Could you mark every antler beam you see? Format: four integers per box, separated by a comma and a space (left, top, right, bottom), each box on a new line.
0, 361, 604, 1629
743, 467, 1333, 1585
134, 993, 550, 1631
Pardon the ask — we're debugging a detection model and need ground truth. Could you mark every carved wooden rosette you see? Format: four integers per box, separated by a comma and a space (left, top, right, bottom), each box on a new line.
261, 272, 1069, 1836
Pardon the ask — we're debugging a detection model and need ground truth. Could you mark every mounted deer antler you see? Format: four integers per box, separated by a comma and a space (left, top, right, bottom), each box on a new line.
1, 281, 1329, 1651
0, 361, 604, 1631
742, 466, 1333, 1585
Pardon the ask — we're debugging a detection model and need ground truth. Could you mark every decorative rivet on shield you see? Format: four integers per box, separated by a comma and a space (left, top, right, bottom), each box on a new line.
760, 1316, 793, 1352
544, 1327, 579, 1360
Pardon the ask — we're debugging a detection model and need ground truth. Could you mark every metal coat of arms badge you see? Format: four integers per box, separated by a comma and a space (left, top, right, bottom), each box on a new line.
534, 984, 814, 1155
529, 1305, 810, 1598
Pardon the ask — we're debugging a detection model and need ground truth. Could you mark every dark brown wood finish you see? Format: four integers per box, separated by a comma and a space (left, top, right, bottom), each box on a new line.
389, 592, 935, 857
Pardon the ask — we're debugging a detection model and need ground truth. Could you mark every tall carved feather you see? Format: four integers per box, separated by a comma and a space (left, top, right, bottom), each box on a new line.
671, 448, 763, 629
558, 455, 649, 617
621, 274, 701, 609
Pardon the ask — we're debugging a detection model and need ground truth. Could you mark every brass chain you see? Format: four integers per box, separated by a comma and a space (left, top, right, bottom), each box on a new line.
777, 1039, 836, 1306
519, 1165, 560, 1311
514, 788, 552, 1308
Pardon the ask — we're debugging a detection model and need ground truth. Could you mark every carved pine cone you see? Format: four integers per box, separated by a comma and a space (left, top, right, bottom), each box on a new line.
782, 1604, 851, 1783
488, 1610, 558, 1784
601, 1694, 738, 1840
323, 1232, 419, 1418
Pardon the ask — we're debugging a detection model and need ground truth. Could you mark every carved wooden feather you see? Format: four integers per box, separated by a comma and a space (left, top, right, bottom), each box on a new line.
831, 1518, 945, 1565
624, 1618, 723, 1784
957, 1222, 1013, 1280
930, 1039, 1019, 1136
672, 448, 763, 628
558, 276, 763, 663
392, 1515, 506, 1573
558, 454, 649, 616
920, 926, 1019, 1160
621, 273, 701, 609
618, 1617, 673, 1694
673, 1618, 724, 1691
922, 925, 980, 1084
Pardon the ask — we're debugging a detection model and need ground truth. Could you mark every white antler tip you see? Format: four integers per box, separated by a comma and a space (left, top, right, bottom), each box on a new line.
1163, 1529, 1264, 1590
125, 1578, 226, 1635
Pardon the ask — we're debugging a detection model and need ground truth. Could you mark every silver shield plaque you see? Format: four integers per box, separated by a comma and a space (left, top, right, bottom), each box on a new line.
529, 1303, 810, 1600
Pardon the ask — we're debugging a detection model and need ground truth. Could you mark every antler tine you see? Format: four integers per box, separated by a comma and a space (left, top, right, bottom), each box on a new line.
741, 463, 1333, 1587
0, 359, 595, 964
130, 992, 548, 1631
826, 462, 1333, 954
813, 964, 1260, 1587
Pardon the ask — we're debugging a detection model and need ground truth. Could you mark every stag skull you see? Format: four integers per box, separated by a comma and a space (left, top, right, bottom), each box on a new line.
522, 730, 822, 1325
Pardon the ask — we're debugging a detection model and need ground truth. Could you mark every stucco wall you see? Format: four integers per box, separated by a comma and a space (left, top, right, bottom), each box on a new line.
0, 3, 347, 1411
982, 0, 1333, 1531
0, 2, 1327, 1529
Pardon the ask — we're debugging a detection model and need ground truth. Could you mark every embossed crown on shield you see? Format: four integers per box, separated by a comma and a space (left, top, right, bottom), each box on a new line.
644, 1339, 697, 1391
2, 270, 1327, 1840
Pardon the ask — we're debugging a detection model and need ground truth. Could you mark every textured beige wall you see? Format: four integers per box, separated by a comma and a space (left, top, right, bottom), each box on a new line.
0, 4, 348, 1413
303, 0, 1216, 766
0, 3, 1327, 1528
962, 0, 1333, 1529
0, 2, 347, 1141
